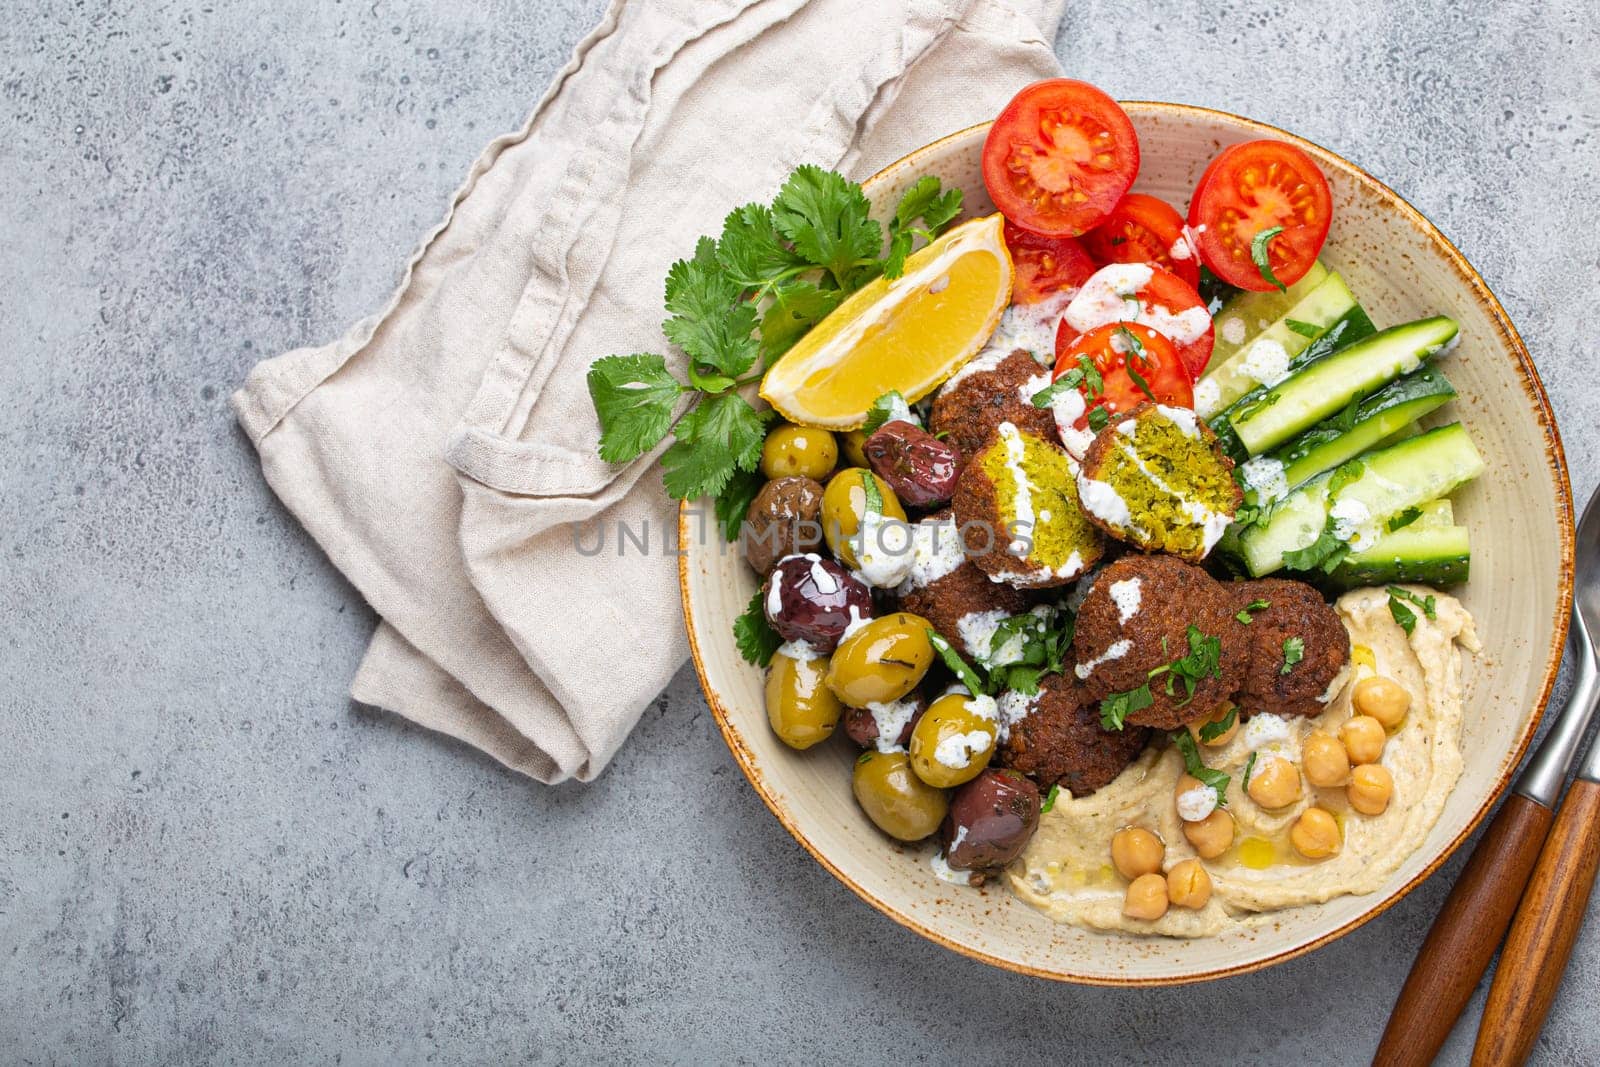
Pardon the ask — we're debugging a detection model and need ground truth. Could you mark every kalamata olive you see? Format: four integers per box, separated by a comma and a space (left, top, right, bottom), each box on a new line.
761, 554, 872, 652
853, 749, 949, 841
842, 695, 925, 749
863, 420, 962, 507
909, 691, 1000, 788
760, 424, 838, 481
742, 476, 824, 575
939, 768, 1041, 871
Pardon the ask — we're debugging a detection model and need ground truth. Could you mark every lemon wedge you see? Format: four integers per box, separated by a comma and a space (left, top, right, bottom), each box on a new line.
759, 213, 1013, 429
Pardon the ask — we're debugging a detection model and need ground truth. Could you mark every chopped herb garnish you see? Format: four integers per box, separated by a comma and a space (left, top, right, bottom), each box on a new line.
1087, 406, 1111, 433
862, 390, 908, 434
859, 469, 883, 516
714, 469, 767, 542
1282, 514, 1351, 573
1099, 683, 1153, 731
1235, 598, 1270, 624
1284, 318, 1322, 338
1171, 730, 1231, 801
1198, 705, 1239, 743
1386, 586, 1437, 635
1118, 327, 1158, 403
1388, 507, 1423, 532
1077, 355, 1104, 399
1040, 783, 1061, 813
1251, 225, 1287, 292
856, 750, 873, 765
1147, 625, 1224, 706
1328, 458, 1366, 494
733, 590, 782, 666
926, 630, 986, 696
1031, 369, 1085, 408
1280, 636, 1305, 674
1241, 751, 1259, 791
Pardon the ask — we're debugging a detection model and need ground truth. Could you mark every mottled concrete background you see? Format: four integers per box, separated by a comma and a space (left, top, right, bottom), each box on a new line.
3, 0, 1598, 1062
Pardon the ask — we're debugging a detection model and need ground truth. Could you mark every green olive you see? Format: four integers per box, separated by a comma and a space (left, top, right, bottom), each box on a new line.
820, 468, 906, 568
760, 424, 838, 481
853, 749, 949, 841
825, 612, 934, 707
839, 429, 871, 469
909, 692, 999, 788
765, 650, 843, 750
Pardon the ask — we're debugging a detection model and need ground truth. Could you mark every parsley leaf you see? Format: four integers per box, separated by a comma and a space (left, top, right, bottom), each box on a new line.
1284, 318, 1323, 338
863, 391, 910, 434
1282, 514, 1350, 573
1171, 730, 1231, 800
1031, 369, 1084, 409
714, 202, 805, 290
1040, 783, 1061, 814
884, 175, 963, 278
859, 469, 883, 516
1117, 327, 1158, 403
1280, 636, 1304, 675
734, 589, 782, 666
714, 469, 766, 542
771, 165, 883, 288
1251, 225, 1288, 292
663, 246, 761, 382
1147, 625, 1223, 706
1328, 458, 1366, 494
760, 280, 843, 360
1087, 406, 1110, 433
1199, 705, 1239, 743
1387, 586, 1437, 635
927, 630, 988, 697
1077, 356, 1104, 399
1100, 683, 1153, 731
1388, 595, 1417, 635
588, 354, 685, 463
1235, 598, 1270, 625
660, 393, 771, 499
1241, 751, 1259, 791
1388, 507, 1423, 532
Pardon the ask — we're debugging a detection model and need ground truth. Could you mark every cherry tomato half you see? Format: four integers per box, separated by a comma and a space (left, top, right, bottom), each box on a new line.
1081, 193, 1200, 288
1051, 323, 1193, 434
1005, 220, 1096, 304
1188, 140, 1332, 292
982, 79, 1140, 238
1054, 263, 1215, 380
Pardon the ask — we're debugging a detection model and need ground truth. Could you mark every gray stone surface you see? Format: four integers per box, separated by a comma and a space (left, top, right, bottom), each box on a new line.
2, 0, 1598, 1061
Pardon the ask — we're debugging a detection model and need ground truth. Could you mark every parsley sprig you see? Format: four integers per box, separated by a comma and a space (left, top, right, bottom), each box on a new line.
734, 590, 783, 666
1234, 598, 1270, 625
588, 167, 962, 527
1099, 625, 1223, 730
1280, 636, 1305, 674
1172, 729, 1231, 802
926, 605, 1076, 697
1387, 586, 1438, 635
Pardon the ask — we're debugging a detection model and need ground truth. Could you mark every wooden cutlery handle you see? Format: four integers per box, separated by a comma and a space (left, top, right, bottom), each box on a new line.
1473, 779, 1600, 1067
1374, 793, 1554, 1067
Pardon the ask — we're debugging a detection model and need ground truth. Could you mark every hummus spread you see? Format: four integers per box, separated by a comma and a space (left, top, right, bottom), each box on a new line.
1007, 586, 1480, 937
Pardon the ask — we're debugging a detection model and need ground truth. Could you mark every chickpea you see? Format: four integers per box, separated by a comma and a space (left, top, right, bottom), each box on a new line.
1167, 859, 1213, 910
1290, 807, 1341, 859
1302, 730, 1352, 788
1353, 676, 1411, 729
760, 424, 838, 480
1183, 808, 1236, 860
1174, 773, 1220, 822
1348, 763, 1395, 815
1340, 715, 1388, 765
1246, 755, 1302, 810
1188, 704, 1239, 747
1123, 873, 1170, 921
1111, 827, 1165, 880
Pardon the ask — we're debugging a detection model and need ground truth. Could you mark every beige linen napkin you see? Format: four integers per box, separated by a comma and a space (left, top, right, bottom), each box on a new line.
235, 0, 1068, 783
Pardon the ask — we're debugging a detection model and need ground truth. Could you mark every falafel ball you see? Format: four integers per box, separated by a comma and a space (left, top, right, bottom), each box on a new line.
898, 559, 1030, 659
998, 673, 1151, 797
1225, 578, 1352, 717
1070, 554, 1244, 731
929, 349, 1057, 459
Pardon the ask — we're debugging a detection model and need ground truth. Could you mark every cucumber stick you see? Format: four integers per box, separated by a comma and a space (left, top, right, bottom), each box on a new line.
1197, 270, 1359, 418
1325, 521, 1470, 589
1228, 316, 1459, 457
1240, 367, 1457, 506
1236, 422, 1483, 577
1207, 261, 1331, 364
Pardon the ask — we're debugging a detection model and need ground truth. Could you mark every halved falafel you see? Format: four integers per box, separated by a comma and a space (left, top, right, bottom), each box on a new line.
930, 349, 1057, 459
1076, 403, 1242, 562
1071, 554, 1244, 731
998, 673, 1150, 797
1225, 578, 1352, 717
952, 422, 1103, 589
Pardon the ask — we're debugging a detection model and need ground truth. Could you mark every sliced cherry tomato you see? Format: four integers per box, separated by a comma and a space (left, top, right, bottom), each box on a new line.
1004, 220, 1096, 303
1051, 323, 1193, 435
1081, 193, 1200, 288
982, 79, 1140, 238
1054, 263, 1215, 380
1188, 140, 1332, 292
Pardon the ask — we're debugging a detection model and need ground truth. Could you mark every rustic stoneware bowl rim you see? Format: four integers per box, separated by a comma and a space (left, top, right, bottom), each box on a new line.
679, 100, 1575, 985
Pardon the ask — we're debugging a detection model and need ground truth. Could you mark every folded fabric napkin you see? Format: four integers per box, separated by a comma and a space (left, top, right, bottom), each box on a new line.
235, 0, 1069, 782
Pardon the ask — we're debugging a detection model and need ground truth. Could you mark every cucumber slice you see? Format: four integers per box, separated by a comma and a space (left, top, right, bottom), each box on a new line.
1324, 522, 1470, 589
1228, 316, 1459, 458
1235, 422, 1484, 577
1198, 270, 1357, 418
1208, 261, 1331, 363
1210, 308, 1379, 459
1239, 367, 1457, 506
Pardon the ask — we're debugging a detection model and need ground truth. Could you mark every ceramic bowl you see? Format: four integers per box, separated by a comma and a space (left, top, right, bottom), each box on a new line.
679, 102, 1573, 984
